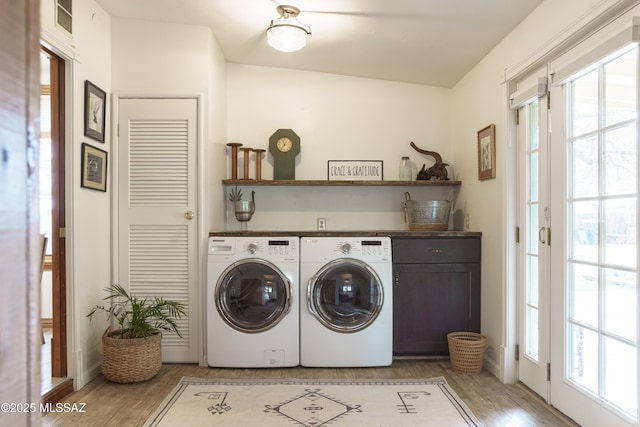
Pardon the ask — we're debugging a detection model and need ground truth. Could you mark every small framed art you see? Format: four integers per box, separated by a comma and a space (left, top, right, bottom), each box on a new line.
81, 143, 108, 192
477, 124, 496, 180
84, 80, 106, 142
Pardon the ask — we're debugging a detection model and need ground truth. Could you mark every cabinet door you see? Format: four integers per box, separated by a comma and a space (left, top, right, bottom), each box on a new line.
393, 263, 480, 355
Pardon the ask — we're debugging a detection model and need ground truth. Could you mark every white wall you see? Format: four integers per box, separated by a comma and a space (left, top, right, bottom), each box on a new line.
71, 1, 113, 390
41, 271, 52, 319
110, 17, 227, 232
450, 0, 636, 381
40, 9, 228, 386
225, 65, 453, 231
40, 0, 113, 389
110, 18, 227, 367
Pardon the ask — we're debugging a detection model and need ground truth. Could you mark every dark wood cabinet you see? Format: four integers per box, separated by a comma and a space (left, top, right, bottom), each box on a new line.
392, 236, 481, 356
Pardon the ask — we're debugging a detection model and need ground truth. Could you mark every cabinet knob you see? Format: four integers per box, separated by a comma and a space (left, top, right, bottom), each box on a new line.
184, 210, 195, 220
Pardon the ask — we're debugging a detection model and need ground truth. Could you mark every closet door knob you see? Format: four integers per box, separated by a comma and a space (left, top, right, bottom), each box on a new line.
185, 210, 195, 220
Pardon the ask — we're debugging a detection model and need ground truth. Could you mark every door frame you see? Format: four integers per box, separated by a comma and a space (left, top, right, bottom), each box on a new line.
41, 45, 68, 380
502, 0, 639, 386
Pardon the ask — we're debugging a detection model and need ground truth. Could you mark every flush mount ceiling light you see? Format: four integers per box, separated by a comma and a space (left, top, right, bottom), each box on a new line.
267, 5, 311, 53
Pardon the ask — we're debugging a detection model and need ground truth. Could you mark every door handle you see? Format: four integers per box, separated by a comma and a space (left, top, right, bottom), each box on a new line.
539, 227, 546, 244
184, 210, 195, 220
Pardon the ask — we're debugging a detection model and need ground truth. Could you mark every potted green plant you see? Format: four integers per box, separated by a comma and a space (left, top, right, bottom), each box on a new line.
88, 283, 186, 383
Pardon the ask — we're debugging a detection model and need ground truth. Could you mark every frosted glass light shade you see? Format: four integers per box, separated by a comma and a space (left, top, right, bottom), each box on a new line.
266, 6, 311, 53
267, 24, 308, 52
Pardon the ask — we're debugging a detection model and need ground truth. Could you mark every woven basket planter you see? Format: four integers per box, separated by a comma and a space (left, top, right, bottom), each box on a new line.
101, 328, 162, 383
447, 332, 487, 375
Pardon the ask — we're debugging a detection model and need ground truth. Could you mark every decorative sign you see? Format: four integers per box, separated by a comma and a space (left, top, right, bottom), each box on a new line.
328, 160, 384, 181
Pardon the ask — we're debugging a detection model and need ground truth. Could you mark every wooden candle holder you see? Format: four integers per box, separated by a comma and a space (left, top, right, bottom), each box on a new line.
253, 149, 266, 181
240, 147, 253, 180
226, 142, 242, 179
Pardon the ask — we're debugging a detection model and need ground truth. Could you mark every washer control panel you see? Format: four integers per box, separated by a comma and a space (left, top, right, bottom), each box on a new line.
208, 237, 299, 261
242, 239, 297, 256
333, 239, 390, 260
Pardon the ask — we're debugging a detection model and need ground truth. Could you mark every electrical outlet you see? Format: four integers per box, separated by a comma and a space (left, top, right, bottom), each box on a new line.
465, 213, 470, 229
317, 218, 326, 231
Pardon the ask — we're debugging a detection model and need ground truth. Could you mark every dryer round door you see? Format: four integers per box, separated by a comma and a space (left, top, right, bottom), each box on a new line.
215, 259, 292, 333
307, 258, 384, 333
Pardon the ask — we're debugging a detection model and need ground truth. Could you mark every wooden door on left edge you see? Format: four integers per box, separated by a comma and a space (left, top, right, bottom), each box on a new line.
117, 97, 199, 362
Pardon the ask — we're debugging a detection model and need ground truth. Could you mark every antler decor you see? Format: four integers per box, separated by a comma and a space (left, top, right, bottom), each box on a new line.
410, 142, 449, 181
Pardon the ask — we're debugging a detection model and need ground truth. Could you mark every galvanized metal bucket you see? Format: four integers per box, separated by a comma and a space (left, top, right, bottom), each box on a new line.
403, 192, 451, 231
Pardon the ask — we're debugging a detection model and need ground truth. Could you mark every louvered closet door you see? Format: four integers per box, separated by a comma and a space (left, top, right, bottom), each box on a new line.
118, 98, 198, 362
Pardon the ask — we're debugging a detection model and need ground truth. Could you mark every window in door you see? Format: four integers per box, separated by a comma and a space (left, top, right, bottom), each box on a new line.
525, 98, 541, 362
565, 45, 637, 419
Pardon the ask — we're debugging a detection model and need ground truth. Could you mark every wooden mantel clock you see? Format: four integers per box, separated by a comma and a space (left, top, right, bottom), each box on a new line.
269, 128, 300, 180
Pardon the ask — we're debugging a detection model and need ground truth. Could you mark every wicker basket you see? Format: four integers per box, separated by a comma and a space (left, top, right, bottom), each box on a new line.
447, 332, 487, 375
101, 328, 162, 383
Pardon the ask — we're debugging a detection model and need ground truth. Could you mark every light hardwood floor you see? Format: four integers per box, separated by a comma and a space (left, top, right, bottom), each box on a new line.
42, 360, 579, 426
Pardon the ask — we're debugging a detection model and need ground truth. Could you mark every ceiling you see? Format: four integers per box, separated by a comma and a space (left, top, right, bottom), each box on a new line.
96, 0, 543, 88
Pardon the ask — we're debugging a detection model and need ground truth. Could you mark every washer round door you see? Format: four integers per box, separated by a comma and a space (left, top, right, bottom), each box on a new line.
307, 258, 384, 333
215, 259, 292, 333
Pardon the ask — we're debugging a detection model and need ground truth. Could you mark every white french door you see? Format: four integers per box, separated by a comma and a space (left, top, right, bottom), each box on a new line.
517, 92, 551, 400
514, 10, 640, 425
549, 44, 639, 427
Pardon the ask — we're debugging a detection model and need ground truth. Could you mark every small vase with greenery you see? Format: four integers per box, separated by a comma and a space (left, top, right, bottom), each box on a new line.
88, 283, 186, 339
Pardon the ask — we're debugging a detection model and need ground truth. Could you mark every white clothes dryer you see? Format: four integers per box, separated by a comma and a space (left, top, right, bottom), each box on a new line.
300, 236, 392, 367
207, 236, 299, 367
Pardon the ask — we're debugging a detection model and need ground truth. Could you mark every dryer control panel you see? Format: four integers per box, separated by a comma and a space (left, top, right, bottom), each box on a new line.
360, 239, 390, 257
264, 239, 297, 256
330, 238, 391, 262
240, 239, 297, 256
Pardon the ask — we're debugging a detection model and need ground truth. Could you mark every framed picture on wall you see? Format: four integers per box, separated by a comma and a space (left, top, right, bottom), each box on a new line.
81, 143, 108, 192
84, 80, 106, 142
477, 124, 496, 180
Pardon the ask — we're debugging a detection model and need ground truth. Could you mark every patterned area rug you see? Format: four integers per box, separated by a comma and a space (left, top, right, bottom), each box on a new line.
144, 377, 483, 426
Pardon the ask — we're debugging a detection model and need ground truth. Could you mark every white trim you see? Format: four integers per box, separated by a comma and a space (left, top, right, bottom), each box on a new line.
63, 53, 78, 390
506, 0, 638, 83
41, 28, 75, 61
38, 38, 81, 389
550, 13, 640, 84
502, 80, 519, 384
510, 66, 548, 110
195, 93, 208, 367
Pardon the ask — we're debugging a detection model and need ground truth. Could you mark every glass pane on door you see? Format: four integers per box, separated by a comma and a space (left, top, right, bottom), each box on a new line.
565, 46, 638, 419
526, 99, 541, 361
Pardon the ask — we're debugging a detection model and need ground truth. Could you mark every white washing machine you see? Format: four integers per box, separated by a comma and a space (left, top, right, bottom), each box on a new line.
300, 236, 393, 367
207, 236, 299, 367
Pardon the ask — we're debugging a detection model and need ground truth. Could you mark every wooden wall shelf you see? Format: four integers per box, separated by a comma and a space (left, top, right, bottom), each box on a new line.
222, 179, 461, 186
